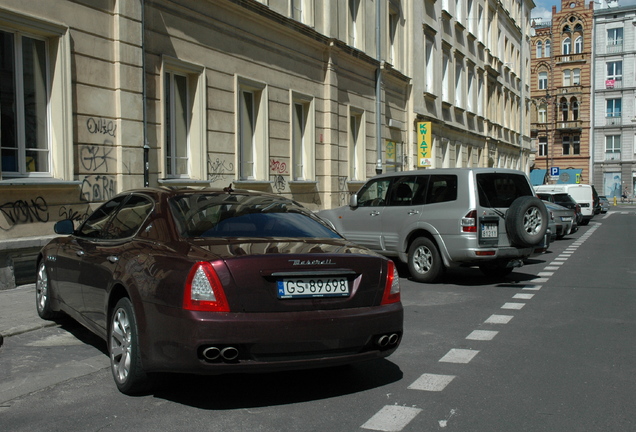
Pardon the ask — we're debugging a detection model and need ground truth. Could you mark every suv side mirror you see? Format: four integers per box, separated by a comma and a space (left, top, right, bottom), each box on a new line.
54, 219, 75, 235
349, 194, 358, 208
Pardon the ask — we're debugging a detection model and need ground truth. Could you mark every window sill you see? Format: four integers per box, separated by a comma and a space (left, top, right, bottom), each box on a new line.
0, 178, 81, 187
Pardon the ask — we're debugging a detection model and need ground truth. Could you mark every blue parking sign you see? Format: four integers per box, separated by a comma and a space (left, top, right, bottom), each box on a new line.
550, 167, 559, 177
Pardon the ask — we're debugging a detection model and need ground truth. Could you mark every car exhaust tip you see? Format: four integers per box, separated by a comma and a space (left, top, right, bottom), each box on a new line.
221, 346, 239, 361
202, 346, 221, 361
388, 333, 399, 345
376, 335, 389, 347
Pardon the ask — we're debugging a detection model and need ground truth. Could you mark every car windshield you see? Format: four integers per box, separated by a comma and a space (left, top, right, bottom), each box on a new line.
169, 193, 341, 239
476, 173, 534, 208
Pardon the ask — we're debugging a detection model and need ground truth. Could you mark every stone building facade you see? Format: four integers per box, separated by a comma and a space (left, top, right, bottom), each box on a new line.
530, 0, 594, 185
592, 2, 636, 199
0, 0, 532, 289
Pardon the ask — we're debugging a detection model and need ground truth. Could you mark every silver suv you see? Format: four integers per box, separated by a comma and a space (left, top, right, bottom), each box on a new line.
318, 168, 548, 282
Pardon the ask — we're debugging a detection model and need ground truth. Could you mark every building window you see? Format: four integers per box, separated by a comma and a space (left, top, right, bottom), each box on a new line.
349, 109, 365, 181
572, 68, 580, 85
238, 79, 268, 181
1, 31, 49, 176
291, 0, 314, 26
545, 39, 551, 56
572, 134, 580, 155
291, 95, 315, 181
562, 37, 571, 55
563, 69, 571, 86
536, 41, 543, 58
455, 56, 464, 108
607, 28, 623, 53
607, 61, 622, 81
606, 98, 622, 118
442, 50, 451, 103
348, 0, 363, 49
571, 98, 579, 120
163, 58, 206, 181
605, 135, 621, 160
574, 36, 583, 54
562, 135, 570, 155
539, 136, 548, 156
560, 98, 568, 121
165, 72, 189, 177
538, 71, 548, 90
388, 3, 400, 68
425, 36, 434, 93
538, 104, 547, 123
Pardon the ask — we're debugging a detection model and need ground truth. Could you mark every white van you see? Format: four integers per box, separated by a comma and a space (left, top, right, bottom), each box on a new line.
534, 184, 596, 225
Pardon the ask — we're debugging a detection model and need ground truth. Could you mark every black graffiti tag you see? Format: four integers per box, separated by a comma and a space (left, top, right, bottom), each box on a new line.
80, 175, 116, 202
0, 197, 49, 231
86, 117, 117, 137
80, 145, 115, 172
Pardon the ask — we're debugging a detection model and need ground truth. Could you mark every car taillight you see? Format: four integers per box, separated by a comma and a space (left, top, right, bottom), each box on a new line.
381, 260, 401, 305
461, 210, 477, 233
183, 262, 230, 312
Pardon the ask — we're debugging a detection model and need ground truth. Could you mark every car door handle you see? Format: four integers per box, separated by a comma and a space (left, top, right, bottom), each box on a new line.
108, 256, 119, 263
408, 209, 420, 215
76, 250, 85, 257
370, 211, 381, 216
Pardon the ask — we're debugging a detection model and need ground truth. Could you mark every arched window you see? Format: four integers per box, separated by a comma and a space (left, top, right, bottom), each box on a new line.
560, 97, 569, 121
539, 71, 548, 89
563, 37, 571, 55
571, 98, 579, 120
545, 40, 551, 56
536, 41, 543, 58
574, 36, 583, 53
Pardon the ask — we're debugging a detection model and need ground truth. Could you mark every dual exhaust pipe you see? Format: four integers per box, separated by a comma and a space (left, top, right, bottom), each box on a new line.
375, 333, 400, 348
202, 346, 239, 362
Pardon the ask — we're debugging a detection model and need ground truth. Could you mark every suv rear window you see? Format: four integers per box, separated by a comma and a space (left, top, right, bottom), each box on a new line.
477, 173, 533, 208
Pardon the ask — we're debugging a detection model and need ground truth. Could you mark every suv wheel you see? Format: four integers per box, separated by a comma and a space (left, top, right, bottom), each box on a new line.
505, 196, 548, 248
407, 237, 443, 283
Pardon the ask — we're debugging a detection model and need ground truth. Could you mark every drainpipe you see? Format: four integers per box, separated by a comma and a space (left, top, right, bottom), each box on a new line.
375, 0, 383, 175
142, 0, 149, 187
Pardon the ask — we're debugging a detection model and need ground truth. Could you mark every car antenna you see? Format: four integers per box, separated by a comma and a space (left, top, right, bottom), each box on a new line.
223, 183, 234, 193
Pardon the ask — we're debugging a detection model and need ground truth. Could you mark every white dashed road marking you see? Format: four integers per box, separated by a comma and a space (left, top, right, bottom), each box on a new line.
466, 330, 498, 340
360, 405, 422, 431
439, 348, 480, 363
408, 373, 456, 391
485, 314, 514, 324
501, 302, 525, 310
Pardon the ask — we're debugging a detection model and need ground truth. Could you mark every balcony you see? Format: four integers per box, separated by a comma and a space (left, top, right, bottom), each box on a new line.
605, 115, 622, 126
555, 53, 586, 64
557, 120, 583, 131
605, 79, 623, 90
607, 41, 623, 54
558, 85, 584, 95
605, 152, 621, 161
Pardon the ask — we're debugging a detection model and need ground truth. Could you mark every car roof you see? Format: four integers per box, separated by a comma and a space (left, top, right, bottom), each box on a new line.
365, 167, 529, 180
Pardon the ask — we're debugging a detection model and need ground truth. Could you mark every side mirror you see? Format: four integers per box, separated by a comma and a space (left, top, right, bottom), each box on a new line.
349, 194, 358, 208
54, 219, 75, 235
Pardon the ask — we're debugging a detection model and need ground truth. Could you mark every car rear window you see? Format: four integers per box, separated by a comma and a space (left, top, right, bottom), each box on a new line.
477, 173, 534, 208
169, 193, 341, 239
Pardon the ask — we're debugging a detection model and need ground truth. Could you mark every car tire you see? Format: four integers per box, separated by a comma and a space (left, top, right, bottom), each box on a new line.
479, 261, 514, 278
407, 237, 443, 283
109, 297, 151, 395
506, 196, 548, 248
36, 262, 63, 320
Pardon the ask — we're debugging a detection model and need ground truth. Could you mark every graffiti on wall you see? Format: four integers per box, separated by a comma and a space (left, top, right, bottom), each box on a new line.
80, 144, 116, 172
208, 157, 234, 183
270, 159, 288, 174
0, 197, 49, 231
339, 176, 350, 205
80, 175, 116, 202
86, 117, 117, 137
59, 206, 91, 224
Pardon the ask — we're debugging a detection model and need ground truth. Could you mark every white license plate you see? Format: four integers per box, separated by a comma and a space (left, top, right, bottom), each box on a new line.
561, 216, 572, 222
277, 277, 350, 299
481, 223, 498, 238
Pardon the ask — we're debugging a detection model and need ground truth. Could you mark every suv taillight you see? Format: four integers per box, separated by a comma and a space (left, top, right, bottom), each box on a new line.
183, 262, 230, 312
461, 210, 477, 233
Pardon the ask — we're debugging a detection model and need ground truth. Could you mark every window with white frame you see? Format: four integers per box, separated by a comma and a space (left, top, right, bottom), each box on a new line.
562, 135, 570, 155
291, 95, 315, 181
574, 36, 582, 54
607, 28, 623, 52
562, 37, 571, 55
349, 110, 365, 181
238, 79, 268, 181
607, 61, 622, 81
572, 68, 580, 85
536, 41, 543, 58
606, 98, 622, 118
425, 36, 435, 93
539, 136, 548, 156
455, 56, 464, 108
545, 39, 551, 56
163, 58, 205, 180
605, 135, 621, 159
572, 134, 580, 155
1, 30, 49, 177
563, 69, 571, 86
442, 50, 451, 103
291, 0, 314, 26
538, 104, 547, 123
467, 65, 474, 112
348, 0, 363, 50
538, 71, 548, 90
388, 2, 401, 68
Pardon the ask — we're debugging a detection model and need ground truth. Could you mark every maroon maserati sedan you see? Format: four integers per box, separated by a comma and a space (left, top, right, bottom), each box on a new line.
36, 187, 403, 394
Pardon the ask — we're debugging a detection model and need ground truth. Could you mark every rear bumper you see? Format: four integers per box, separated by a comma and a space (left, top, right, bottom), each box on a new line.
139, 302, 403, 374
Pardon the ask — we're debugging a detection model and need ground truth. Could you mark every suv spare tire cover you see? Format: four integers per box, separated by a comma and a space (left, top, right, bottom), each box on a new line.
505, 196, 548, 248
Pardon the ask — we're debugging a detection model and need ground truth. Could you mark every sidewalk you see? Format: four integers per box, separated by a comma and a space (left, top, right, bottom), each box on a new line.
0, 284, 56, 339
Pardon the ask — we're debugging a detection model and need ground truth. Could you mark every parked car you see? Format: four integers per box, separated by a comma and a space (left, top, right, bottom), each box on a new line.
599, 196, 610, 213
318, 168, 548, 282
36, 187, 403, 394
543, 201, 575, 239
534, 184, 596, 225
535, 192, 581, 230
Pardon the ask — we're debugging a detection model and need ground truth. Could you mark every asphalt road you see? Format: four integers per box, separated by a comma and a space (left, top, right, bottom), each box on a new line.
1, 209, 634, 431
